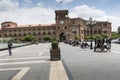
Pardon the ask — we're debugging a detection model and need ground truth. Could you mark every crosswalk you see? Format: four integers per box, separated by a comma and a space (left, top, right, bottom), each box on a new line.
0, 53, 50, 80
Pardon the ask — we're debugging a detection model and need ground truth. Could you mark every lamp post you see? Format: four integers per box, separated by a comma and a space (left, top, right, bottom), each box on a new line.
87, 17, 96, 49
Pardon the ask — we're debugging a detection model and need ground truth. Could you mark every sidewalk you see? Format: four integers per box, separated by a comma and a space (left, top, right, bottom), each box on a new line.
49, 60, 69, 80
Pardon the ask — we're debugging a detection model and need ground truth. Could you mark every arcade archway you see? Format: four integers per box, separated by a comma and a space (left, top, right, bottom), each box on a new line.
59, 33, 66, 41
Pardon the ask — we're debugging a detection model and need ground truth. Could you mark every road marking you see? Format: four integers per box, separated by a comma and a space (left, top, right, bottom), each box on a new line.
49, 60, 69, 80
12, 67, 30, 80
0, 52, 8, 56
0, 67, 30, 80
0, 60, 49, 65
0, 67, 23, 71
0, 56, 49, 61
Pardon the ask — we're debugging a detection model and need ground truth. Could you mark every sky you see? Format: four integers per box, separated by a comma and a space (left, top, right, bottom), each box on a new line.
0, 0, 120, 31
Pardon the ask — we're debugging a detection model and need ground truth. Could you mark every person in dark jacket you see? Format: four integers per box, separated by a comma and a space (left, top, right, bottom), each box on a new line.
8, 41, 13, 56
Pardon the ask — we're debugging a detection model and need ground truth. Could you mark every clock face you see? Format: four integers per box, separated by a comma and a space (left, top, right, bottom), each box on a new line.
60, 20, 64, 24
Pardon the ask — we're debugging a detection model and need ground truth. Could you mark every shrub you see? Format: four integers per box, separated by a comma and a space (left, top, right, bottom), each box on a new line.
51, 41, 58, 49
43, 35, 51, 41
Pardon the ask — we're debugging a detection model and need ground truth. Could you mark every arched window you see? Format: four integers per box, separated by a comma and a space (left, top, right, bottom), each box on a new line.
53, 32, 56, 35
14, 34, 17, 37
48, 32, 51, 35
38, 32, 41, 35
43, 32, 46, 35
98, 30, 101, 34
24, 33, 26, 36
33, 32, 36, 35
9, 34, 12, 37
4, 34, 7, 37
65, 26, 67, 29
94, 30, 97, 34
28, 33, 31, 35
19, 33, 21, 36
58, 26, 60, 30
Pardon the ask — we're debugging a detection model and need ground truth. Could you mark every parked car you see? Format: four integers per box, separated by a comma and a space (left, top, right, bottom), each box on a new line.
111, 38, 120, 43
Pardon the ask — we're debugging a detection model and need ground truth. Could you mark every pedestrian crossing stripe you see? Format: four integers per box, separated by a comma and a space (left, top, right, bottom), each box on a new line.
0, 67, 30, 80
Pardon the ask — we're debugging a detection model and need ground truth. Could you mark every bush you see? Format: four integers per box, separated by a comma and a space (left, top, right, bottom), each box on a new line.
22, 35, 36, 42
43, 35, 51, 41
51, 41, 58, 49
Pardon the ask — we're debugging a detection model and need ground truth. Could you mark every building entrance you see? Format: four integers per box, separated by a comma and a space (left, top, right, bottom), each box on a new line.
59, 33, 66, 41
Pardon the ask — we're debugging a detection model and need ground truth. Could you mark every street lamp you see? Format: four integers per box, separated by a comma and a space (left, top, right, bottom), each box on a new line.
87, 17, 96, 49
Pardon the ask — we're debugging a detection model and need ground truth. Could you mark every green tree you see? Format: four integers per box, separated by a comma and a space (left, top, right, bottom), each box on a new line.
111, 32, 119, 39
22, 35, 36, 41
43, 35, 51, 41
101, 34, 109, 38
94, 34, 102, 39
52, 36, 57, 41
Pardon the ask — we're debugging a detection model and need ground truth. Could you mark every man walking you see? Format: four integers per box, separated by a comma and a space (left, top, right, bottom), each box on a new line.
8, 41, 13, 56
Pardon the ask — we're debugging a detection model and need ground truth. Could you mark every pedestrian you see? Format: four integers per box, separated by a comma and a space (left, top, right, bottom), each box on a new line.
8, 41, 13, 56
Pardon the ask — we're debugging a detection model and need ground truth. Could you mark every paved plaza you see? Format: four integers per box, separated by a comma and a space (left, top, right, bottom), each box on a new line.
0, 42, 120, 80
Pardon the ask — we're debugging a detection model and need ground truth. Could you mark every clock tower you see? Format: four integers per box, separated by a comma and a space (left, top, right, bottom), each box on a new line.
55, 10, 69, 25
55, 10, 70, 41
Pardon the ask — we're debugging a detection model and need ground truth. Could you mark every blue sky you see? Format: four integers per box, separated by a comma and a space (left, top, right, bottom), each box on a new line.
0, 0, 120, 31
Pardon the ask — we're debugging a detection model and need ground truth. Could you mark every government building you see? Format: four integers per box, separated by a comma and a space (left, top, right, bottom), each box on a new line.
0, 10, 112, 42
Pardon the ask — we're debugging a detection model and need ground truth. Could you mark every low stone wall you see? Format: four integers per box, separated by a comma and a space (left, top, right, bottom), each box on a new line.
0, 43, 33, 51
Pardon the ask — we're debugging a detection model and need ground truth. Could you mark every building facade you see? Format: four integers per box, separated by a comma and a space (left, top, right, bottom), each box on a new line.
118, 26, 120, 34
0, 10, 112, 42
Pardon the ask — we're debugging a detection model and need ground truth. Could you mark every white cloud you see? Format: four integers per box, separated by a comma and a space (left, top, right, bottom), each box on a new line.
24, 0, 32, 3
0, 0, 19, 11
0, 1, 55, 26
0, 0, 119, 31
56, 0, 73, 3
69, 4, 120, 31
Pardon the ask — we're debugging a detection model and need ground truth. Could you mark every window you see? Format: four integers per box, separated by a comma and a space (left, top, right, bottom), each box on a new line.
28, 33, 31, 35
53, 27, 56, 30
47, 27, 50, 30
24, 33, 26, 36
43, 32, 46, 35
58, 26, 60, 30
42, 28, 46, 30
65, 26, 67, 29
33, 32, 36, 35
23, 29, 26, 31
18, 29, 21, 32
13, 29, 16, 32
103, 23, 107, 27
14, 34, 17, 37
73, 21, 75, 24
38, 32, 41, 35
9, 29, 12, 32
9, 34, 12, 37
19, 33, 21, 36
38, 28, 41, 30
104, 31, 107, 34
98, 30, 101, 34
32, 28, 36, 31
4, 34, 7, 37
48, 32, 51, 35
28, 28, 31, 31
53, 32, 56, 35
